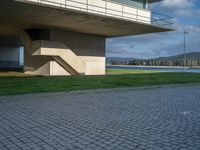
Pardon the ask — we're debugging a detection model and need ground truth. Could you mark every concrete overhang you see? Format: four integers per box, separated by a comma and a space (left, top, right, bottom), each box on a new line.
0, 0, 173, 37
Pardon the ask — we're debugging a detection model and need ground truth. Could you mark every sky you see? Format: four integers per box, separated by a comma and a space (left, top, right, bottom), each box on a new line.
106, 0, 200, 59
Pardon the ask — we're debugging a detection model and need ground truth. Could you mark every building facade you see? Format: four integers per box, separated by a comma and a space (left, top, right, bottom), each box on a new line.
0, 0, 173, 75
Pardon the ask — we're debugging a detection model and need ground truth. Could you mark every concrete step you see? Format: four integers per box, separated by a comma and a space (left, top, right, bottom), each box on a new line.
32, 40, 85, 75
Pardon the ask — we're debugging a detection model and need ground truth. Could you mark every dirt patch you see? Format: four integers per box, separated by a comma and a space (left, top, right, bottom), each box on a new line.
0, 71, 36, 77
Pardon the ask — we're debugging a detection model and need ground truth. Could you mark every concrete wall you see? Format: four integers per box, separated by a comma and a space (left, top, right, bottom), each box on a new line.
24, 48, 53, 75
50, 30, 105, 57
50, 30, 106, 75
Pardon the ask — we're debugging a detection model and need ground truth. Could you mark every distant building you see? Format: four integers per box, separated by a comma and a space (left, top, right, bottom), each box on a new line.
126, 56, 200, 67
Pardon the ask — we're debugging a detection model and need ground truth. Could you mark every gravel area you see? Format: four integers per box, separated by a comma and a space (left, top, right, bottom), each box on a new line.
0, 85, 200, 150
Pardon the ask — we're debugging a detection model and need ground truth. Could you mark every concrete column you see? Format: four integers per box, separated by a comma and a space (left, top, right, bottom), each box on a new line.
19, 29, 106, 76
50, 30, 106, 75
19, 30, 60, 76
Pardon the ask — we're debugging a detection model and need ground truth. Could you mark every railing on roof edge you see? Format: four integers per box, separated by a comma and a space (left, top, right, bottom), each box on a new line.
22, 0, 174, 29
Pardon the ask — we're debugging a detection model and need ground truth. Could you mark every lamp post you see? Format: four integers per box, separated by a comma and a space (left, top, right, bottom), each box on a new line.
183, 31, 188, 72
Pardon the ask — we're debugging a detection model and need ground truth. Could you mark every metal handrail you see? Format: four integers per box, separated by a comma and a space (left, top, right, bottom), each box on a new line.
26, 0, 174, 28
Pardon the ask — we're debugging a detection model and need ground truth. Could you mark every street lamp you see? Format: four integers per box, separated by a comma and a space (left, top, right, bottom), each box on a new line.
184, 31, 188, 72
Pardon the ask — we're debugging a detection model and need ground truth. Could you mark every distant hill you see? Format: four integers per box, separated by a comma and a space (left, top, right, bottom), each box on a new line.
107, 52, 200, 66
106, 57, 139, 64
155, 52, 200, 61
107, 52, 200, 62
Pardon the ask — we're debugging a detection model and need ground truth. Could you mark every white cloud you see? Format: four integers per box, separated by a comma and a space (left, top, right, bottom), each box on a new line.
152, 0, 199, 17
106, 0, 200, 59
161, 0, 194, 8
106, 23, 200, 58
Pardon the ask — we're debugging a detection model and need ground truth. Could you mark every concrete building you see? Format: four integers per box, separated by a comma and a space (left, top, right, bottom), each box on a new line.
0, 0, 173, 75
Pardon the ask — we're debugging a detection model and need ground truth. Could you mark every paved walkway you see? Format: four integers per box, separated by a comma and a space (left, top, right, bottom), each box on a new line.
0, 85, 200, 150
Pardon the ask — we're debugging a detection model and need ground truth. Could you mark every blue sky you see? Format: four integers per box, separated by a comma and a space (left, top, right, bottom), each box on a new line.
106, 0, 200, 59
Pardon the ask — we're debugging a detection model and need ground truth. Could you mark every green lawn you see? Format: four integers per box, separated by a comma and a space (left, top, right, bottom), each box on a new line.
0, 71, 200, 96
106, 69, 160, 74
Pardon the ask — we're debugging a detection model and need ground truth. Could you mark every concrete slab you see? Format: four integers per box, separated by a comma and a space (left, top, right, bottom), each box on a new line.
0, 0, 172, 37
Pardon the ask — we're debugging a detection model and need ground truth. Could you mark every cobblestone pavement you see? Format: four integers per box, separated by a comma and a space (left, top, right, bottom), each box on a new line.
0, 85, 200, 150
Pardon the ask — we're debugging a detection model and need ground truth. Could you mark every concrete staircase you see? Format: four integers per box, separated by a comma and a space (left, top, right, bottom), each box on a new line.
32, 40, 85, 75
19, 30, 105, 76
